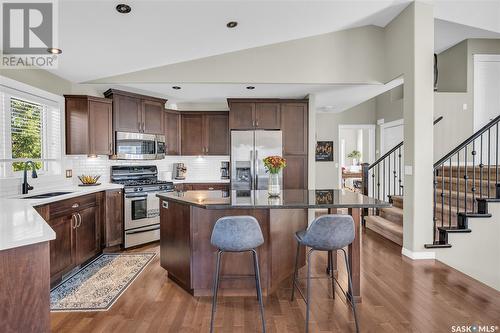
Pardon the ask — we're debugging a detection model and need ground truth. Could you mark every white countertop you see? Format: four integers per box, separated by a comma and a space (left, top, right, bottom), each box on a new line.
0, 183, 123, 252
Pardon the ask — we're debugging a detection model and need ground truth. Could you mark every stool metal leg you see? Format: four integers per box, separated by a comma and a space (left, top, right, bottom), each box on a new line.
305, 249, 314, 333
210, 250, 223, 333
328, 250, 335, 299
342, 249, 360, 333
290, 242, 300, 301
251, 249, 266, 333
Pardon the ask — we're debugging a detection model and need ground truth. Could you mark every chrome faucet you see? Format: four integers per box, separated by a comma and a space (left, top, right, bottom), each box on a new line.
22, 161, 38, 194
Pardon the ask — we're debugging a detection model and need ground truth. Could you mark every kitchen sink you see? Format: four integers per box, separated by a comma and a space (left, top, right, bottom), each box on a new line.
23, 191, 73, 199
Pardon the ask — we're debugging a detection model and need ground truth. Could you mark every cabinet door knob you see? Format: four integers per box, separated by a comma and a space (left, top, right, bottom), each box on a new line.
72, 203, 79, 208
256, 120, 259, 127
71, 214, 77, 229
77, 213, 82, 227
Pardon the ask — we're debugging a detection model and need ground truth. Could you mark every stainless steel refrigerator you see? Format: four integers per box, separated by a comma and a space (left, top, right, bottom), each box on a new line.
231, 130, 283, 190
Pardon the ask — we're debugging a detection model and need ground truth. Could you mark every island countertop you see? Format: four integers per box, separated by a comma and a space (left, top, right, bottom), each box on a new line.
157, 189, 390, 209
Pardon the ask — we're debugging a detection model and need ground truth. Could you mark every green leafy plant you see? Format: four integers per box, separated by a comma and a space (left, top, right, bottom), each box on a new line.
347, 150, 361, 160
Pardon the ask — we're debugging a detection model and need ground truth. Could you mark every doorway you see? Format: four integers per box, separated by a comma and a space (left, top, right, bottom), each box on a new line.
380, 119, 404, 155
474, 54, 500, 131
338, 124, 375, 191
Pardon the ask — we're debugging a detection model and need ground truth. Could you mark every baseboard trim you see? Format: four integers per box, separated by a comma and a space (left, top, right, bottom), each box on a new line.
402, 247, 435, 260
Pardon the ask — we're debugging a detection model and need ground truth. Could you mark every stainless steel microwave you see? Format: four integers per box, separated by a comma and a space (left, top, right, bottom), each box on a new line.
115, 132, 166, 160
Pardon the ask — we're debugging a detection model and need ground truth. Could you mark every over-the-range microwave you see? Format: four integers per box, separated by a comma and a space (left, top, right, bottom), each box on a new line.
114, 131, 166, 160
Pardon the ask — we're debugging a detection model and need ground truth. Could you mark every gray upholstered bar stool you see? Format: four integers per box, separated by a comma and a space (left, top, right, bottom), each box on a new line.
209, 216, 266, 333
291, 214, 359, 333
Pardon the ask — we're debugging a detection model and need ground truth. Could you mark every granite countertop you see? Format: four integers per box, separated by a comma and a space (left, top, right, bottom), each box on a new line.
170, 179, 230, 184
0, 183, 123, 251
157, 189, 391, 210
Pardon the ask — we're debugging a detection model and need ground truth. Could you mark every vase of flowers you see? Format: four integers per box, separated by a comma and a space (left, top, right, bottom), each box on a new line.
263, 155, 286, 197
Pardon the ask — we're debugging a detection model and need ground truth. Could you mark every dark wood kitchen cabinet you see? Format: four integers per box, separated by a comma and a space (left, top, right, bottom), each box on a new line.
35, 193, 102, 286
104, 189, 123, 248
181, 113, 204, 155
228, 99, 280, 130
281, 102, 309, 189
64, 95, 113, 156
165, 110, 181, 155
104, 89, 167, 135
181, 112, 229, 155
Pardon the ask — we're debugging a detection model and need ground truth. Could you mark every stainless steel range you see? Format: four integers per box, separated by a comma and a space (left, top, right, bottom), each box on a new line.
111, 165, 174, 248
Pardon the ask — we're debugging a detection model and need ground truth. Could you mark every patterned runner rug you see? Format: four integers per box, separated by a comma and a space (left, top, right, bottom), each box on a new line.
50, 253, 156, 312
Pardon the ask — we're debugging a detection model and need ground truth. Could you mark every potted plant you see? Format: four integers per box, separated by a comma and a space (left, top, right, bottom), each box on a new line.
263, 156, 287, 197
347, 150, 362, 166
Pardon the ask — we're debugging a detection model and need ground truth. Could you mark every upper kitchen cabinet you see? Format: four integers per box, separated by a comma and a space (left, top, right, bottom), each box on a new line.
181, 113, 204, 155
64, 95, 113, 156
205, 113, 229, 155
165, 110, 181, 155
180, 112, 229, 155
228, 99, 281, 130
281, 102, 308, 155
104, 89, 166, 135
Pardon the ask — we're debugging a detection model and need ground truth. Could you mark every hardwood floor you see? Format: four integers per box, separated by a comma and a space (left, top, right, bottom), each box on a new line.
50, 229, 500, 332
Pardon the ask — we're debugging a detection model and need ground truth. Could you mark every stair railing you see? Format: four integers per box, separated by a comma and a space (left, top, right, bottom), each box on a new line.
430, 114, 500, 244
361, 116, 444, 217
362, 142, 404, 209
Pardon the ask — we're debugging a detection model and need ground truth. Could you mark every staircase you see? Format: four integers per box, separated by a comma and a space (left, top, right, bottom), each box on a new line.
362, 115, 500, 248
364, 195, 403, 245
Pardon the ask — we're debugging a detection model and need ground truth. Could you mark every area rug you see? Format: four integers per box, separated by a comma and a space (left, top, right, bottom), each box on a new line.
50, 253, 156, 312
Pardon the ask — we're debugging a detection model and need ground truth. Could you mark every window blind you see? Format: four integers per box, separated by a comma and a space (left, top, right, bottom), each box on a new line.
0, 86, 62, 177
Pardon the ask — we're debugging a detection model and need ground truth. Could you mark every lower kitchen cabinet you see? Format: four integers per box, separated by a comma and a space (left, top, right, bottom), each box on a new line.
104, 189, 123, 248
35, 193, 102, 286
48, 214, 75, 280
75, 206, 100, 264
175, 183, 230, 192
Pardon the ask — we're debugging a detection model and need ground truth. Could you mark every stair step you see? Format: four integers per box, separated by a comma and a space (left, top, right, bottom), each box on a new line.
365, 215, 403, 246
438, 165, 499, 179
390, 195, 403, 209
379, 206, 403, 225
424, 242, 452, 248
436, 176, 497, 194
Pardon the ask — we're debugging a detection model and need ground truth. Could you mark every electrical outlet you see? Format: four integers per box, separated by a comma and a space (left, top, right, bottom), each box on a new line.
65, 169, 72, 178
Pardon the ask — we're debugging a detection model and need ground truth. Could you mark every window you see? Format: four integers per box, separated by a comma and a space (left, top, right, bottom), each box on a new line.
0, 78, 62, 178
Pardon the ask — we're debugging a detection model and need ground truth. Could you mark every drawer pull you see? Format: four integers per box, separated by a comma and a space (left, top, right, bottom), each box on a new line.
72, 203, 79, 208
208, 187, 214, 190
162, 201, 169, 209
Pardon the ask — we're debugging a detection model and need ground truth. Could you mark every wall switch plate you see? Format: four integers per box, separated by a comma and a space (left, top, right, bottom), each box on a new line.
463, 103, 468, 111
65, 169, 72, 178
377, 119, 385, 125
404, 165, 413, 175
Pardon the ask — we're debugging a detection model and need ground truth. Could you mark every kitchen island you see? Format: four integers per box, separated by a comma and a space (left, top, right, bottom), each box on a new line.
157, 189, 389, 301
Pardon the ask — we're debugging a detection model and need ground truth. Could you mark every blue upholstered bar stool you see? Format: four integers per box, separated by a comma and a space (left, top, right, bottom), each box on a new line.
291, 214, 359, 333
209, 216, 266, 333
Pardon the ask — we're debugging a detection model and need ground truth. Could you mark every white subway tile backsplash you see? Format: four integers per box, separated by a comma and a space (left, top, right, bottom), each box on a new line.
0, 155, 229, 197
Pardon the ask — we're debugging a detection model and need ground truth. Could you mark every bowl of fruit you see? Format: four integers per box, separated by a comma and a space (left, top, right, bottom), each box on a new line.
78, 175, 101, 186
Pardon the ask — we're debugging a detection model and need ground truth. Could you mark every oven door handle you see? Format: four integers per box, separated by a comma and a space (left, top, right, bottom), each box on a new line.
125, 193, 148, 199
126, 225, 160, 235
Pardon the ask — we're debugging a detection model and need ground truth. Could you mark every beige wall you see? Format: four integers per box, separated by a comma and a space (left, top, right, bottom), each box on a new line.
375, 85, 404, 158
434, 39, 500, 161
315, 98, 376, 189
0, 68, 102, 97
436, 202, 500, 291
89, 26, 386, 85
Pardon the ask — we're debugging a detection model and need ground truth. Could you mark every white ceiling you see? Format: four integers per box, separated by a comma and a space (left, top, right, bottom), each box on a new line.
435, 19, 500, 54
52, 0, 412, 82
97, 77, 402, 113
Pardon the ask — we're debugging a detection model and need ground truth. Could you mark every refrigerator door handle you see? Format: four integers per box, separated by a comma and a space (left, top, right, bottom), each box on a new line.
255, 149, 258, 190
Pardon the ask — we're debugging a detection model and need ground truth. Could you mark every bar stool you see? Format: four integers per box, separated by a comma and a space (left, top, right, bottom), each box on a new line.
291, 214, 359, 333
209, 216, 266, 333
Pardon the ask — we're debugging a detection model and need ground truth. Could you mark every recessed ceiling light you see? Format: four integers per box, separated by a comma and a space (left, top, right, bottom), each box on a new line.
47, 48, 62, 54
246, 86, 255, 90
172, 86, 181, 90
226, 21, 238, 28
116, 4, 131, 14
